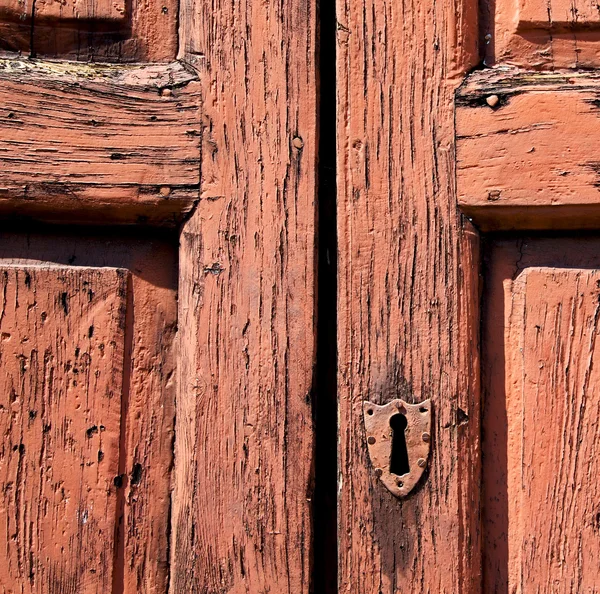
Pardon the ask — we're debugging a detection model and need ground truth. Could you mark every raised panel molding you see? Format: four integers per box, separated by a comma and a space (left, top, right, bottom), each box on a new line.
0, 0, 126, 23
456, 69, 600, 230
0, 59, 201, 227
492, 0, 600, 67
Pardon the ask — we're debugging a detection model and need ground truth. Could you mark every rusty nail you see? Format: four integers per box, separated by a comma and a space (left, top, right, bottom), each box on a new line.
422, 432, 430, 442
162, 88, 173, 97
367, 436, 376, 445
160, 186, 171, 196
418, 458, 426, 468
486, 94, 499, 108
397, 479, 404, 487
375, 468, 383, 478
292, 137, 304, 149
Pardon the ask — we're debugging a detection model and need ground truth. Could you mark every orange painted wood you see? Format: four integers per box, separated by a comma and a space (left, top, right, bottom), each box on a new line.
457, 69, 600, 230
0, 0, 177, 61
519, 0, 600, 27
0, 60, 200, 227
0, 230, 178, 594
491, 0, 600, 67
336, 0, 482, 586
170, 0, 318, 587
0, 0, 126, 22
0, 265, 127, 593
484, 237, 600, 591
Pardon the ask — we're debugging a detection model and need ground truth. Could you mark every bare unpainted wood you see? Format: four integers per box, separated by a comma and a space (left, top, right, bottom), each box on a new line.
0, 0, 177, 62
0, 60, 200, 227
457, 70, 600, 230
0, 231, 178, 594
0, 265, 126, 593
484, 238, 600, 592
336, 0, 482, 586
170, 0, 318, 587
491, 0, 600, 67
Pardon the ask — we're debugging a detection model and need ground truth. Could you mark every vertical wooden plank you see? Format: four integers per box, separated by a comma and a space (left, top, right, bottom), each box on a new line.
171, 0, 318, 589
0, 266, 127, 594
336, 0, 482, 588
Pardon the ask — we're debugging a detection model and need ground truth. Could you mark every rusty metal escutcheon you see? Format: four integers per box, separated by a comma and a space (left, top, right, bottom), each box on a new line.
363, 398, 431, 498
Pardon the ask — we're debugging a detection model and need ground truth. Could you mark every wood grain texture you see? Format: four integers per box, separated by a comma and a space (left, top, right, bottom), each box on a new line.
484, 237, 600, 592
457, 69, 600, 230
0, 265, 127, 593
170, 0, 318, 588
0, 231, 178, 594
0, 0, 177, 62
336, 0, 482, 588
490, 0, 600, 67
0, 60, 200, 227
0, 0, 127, 23
519, 0, 600, 27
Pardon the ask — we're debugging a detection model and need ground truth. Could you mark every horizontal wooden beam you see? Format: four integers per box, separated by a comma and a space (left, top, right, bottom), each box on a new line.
0, 59, 201, 226
456, 68, 600, 230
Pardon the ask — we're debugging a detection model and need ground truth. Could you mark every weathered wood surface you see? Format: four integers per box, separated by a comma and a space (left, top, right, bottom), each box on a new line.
518, 0, 600, 27
1, 0, 127, 23
490, 0, 600, 67
170, 0, 318, 587
0, 0, 177, 62
457, 69, 600, 230
336, 0, 482, 588
0, 232, 178, 594
484, 238, 600, 592
0, 265, 126, 593
0, 59, 200, 226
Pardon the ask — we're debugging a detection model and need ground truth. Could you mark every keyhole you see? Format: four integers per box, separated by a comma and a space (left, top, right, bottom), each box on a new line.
389, 414, 410, 476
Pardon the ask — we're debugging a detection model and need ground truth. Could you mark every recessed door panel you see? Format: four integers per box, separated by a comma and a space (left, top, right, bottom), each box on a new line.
484, 237, 600, 592
0, 265, 126, 592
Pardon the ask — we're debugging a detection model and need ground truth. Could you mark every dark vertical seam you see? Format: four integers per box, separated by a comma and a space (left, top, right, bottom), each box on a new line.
29, 0, 36, 58
312, 0, 338, 587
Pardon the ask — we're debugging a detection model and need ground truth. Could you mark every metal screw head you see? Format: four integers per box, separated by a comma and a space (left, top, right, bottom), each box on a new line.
417, 458, 426, 468
422, 432, 430, 442
367, 436, 376, 445
292, 137, 304, 149
375, 468, 383, 478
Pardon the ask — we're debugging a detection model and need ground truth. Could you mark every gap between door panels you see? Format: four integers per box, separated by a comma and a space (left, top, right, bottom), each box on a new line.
312, 0, 338, 588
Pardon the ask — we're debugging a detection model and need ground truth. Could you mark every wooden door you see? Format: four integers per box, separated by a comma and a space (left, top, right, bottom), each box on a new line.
0, 0, 317, 586
339, 0, 600, 588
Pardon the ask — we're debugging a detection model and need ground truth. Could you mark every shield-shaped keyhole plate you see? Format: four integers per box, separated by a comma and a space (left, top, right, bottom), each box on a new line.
363, 399, 432, 498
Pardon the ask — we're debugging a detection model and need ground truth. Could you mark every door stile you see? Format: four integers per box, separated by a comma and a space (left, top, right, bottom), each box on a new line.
170, 0, 319, 589
336, 0, 483, 588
